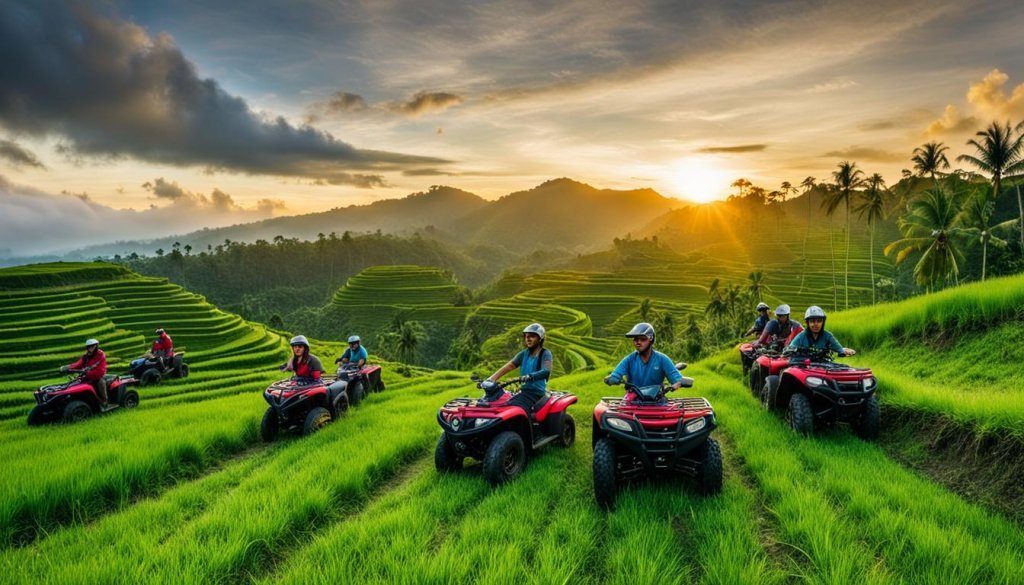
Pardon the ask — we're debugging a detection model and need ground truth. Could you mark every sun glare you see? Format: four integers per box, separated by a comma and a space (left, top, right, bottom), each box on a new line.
671, 157, 733, 203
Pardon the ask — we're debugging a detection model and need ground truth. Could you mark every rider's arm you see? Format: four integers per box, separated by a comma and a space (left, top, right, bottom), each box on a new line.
525, 349, 553, 381
489, 361, 517, 382
282, 357, 295, 372
752, 323, 774, 347
356, 347, 368, 368
664, 354, 684, 389
826, 333, 848, 355
308, 356, 324, 380
605, 354, 631, 384
785, 331, 807, 353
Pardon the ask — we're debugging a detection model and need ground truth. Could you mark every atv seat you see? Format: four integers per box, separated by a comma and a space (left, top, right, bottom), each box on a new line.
104, 374, 117, 384
531, 392, 552, 413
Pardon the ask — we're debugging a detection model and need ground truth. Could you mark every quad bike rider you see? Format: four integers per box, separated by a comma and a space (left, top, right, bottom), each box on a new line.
329, 335, 384, 406
740, 303, 772, 375
760, 306, 878, 439
128, 328, 189, 385
261, 335, 342, 440
435, 323, 577, 486
29, 339, 140, 424
592, 322, 723, 509
747, 304, 803, 395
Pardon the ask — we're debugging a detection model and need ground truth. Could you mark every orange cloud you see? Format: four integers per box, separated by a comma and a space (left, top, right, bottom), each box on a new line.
925, 104, 977, 137
966, 69, 1024, 119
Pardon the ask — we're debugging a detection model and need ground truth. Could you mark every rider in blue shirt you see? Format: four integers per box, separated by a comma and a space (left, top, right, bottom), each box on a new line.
745, 302, 771, 337
486, 323, 553, 410
335, 335, 368, 368
786, 306, 857, 358
605, 322, 683, 403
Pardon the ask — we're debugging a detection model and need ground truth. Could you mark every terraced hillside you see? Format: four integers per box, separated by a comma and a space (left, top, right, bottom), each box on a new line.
3, 262, 1023, 584
331, 264, 470, 331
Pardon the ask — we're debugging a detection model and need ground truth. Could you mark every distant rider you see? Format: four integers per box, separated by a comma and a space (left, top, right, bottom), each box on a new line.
786, 306, 856, 358
604, 322, 683, 404
61, 338, 108, 405
152, 328, 174, 370
751, 304, 804, 351
281, 335, 325, 382
484, 323, 553, 410
335, 335, 368, 369
744, 302, 771, 337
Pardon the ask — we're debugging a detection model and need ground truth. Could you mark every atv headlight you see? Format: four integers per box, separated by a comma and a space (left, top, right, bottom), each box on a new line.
684, 417, 707, 433
606, 417, 634, 433
864, 377, 876, 389
806, 376, 826, 387
470, 417, 497, 429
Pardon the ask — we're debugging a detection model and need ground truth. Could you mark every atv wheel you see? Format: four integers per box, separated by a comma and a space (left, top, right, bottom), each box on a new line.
348, 383, 364, 407
120, 389, 140, 409
140, 368, 161, 386
63, 400, 92, 423
593, 438, 617, 510
27, 405, 47, 426
331, 394, 349, 419
483, 431, 526, 486
852, 394, 880, 440
787, 393, 814, 436
697, 437, 724, 495
261, 407, 279, 442
434, 434, 464, 473
177, 363, 190, 378
749, 366, 761, 398
761, 375, 780, 410
558, 414, 576, 448
303, 406, 332, 436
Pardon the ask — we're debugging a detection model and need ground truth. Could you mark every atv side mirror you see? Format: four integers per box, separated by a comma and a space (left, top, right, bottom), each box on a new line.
675, 362, 687, 371
679, 376, 694, 388
470, 373, 480, 382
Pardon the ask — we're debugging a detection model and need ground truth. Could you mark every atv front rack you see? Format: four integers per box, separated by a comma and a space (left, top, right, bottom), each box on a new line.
601, 396, 712, 412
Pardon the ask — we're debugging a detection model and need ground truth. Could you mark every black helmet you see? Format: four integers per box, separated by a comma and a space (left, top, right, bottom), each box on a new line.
625, 322, 655, 344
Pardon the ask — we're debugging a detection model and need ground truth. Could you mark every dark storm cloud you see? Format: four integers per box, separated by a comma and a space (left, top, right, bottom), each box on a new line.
0, 139, 46, 169
697, 144, 768, 154
0, 1, 447, 186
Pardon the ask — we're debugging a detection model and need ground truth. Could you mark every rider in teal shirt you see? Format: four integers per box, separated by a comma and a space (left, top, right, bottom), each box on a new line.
336, 335, 368, 367
605, 322, 683, 401
485, 323, 552, 409
786, 306, 857, 358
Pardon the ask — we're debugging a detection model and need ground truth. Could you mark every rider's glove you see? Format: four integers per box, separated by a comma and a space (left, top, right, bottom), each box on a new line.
278, 364, 287, 371
521, 374, 532, 383
60, 365, 69, 373
603, 376, 616, 386
334, 358, 342, 364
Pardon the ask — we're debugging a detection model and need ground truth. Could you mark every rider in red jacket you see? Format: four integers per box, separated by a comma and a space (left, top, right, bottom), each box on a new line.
63, 339, 108, 404
152, 328, 173, 369
281, 335, 324, 382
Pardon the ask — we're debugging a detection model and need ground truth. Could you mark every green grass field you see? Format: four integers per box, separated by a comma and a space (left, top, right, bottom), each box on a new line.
1, 262, 1022, 583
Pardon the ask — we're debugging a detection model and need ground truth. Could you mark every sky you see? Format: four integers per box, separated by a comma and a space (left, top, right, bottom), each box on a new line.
2, 0, 1024, 255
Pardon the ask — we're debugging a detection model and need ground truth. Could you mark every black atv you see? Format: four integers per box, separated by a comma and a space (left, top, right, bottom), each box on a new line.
128, 352, 189, 386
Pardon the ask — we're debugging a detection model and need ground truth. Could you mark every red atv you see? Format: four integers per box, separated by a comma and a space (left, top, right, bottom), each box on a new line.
760, 348, 879, 439
260, 376, 348, 441
329, 364, 385, 407
747, 348, 789, 398
592, 366, 722, 510
435, 376, 577, 486
28, 368, 140, 425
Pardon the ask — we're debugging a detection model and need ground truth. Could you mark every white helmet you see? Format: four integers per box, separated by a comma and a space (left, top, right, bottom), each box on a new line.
775, 304, 791, 316
289, 335, 310, 348
804, 306, 826, 320
347, 335, 361, 344
84, 338, 99, 348
756, 302, 769, 311
522, 323, 546, 340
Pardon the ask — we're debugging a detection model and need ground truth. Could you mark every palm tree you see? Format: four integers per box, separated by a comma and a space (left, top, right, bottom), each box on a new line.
638, 298, 654, 322
825, 161, 866, 309
731, 178, 752, 198
854, 173, 887, 303
956, 188, 1018, 281
704, 279, 729, 324
957, 121, 1024, 254
746, 270, 770, 300
396, 321, 425, 365
911, 141, 951, 188
798, 176, 816, 292
884, 188, 969, 289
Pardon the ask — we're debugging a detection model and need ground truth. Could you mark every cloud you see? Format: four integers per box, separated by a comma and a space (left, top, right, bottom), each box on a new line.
966, 68, 1024, 120
0, 1, 447, 186
697, 144, 768, 154
822, 146, 904, 163
0, 139, 46, 169
307, 90, 464, 120
0, 175, 289, 256
925, 104, 978, 136
393, 91, 464, 117
858, 119, 900, 132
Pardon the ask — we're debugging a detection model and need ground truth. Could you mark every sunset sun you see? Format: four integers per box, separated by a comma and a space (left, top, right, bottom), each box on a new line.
671, 157, 733, 203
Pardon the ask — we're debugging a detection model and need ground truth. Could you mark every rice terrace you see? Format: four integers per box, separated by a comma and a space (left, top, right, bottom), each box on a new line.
3, 1, 1024, 583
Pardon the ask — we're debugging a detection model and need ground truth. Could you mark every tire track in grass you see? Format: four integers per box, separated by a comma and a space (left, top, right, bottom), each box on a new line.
700, 364, 1024, 584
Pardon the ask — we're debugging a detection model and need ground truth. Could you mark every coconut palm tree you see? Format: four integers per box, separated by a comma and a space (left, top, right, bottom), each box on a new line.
798, 176, 816, 292
825, 161, 866, 309
911, 141, 951, 188
957, 121, 1024, 254
956, 188, 1019, 281
746, 270, 770, 300
884, 187, 970, 289
704, 279, 729, 323
854, 173, 888, 303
